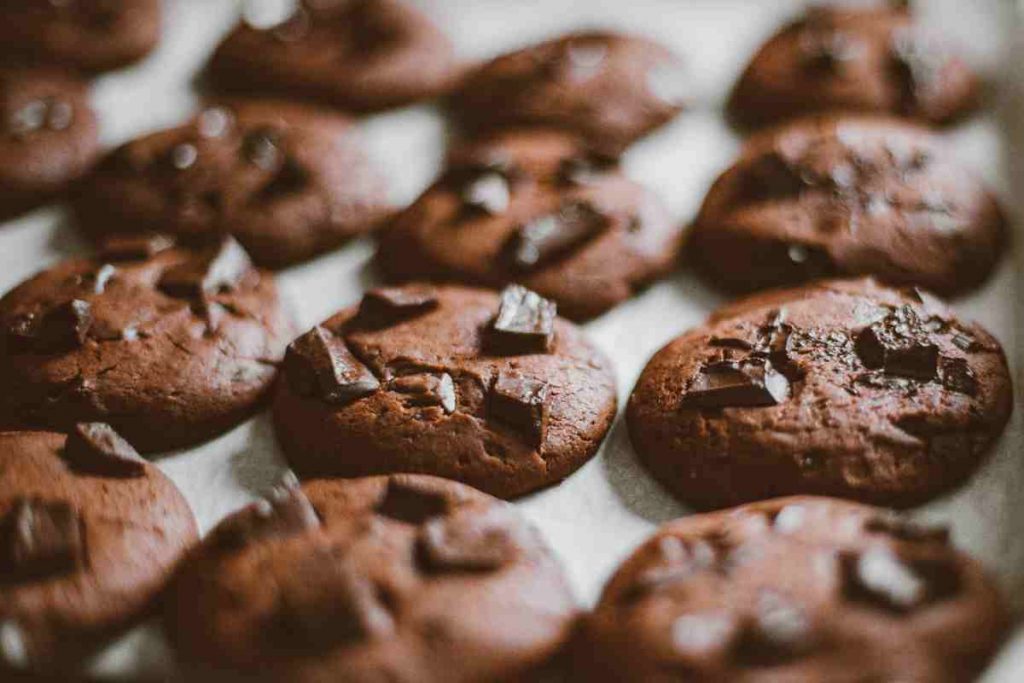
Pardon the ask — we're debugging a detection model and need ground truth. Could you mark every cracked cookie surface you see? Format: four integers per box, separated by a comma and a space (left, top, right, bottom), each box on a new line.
0, 236, 293, 452
273, 283, 617, 498
165, 474, 577, 682
627, 278, 1012, 510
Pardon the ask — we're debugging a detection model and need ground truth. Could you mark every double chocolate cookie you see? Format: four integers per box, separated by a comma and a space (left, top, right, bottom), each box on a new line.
627, 279, 1012, 510
0, 236, 293, 452
0, 426, 197, 674
73, 99, 391, 269
1, 68, 99, 220
377, 129, 682, 321
574, 497, 1008, 682
0, 0, 162, 73
451, 31, 687, 154
273, 284, 617, 498
690, 116, 1005, 296
208, 0, 459, 112
165, 474, 577, 682
728, 3, 981, 128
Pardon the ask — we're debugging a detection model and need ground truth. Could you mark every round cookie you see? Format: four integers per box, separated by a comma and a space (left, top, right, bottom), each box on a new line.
0, 0, 161, 73
207, 0, 459, 112
165, 474, 577, 682
728, 3, 980, 128
690, 116, 1005, 296
0, 235, 293, 452
573, 496, 1008, 683
0, 68, 99, 220
273, 283, 617, 498
376, 129, 682, 321
627, 278, 1013, 510
73, 99, 391, 269
0, 425, 198, 675
450, 31, 687, 154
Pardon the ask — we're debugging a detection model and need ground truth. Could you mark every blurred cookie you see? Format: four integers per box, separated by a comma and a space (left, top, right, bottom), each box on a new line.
574, 496, 1008, 682
690, 116, 1005, 295
627, 278, 1013, 510
377, 129, 681, 321
273, 284, 617, 498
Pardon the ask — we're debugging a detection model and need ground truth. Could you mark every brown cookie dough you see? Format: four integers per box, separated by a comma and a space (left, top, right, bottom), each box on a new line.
450, 31, 687, 154
165, 475, 577, 682
0, 426, 197, 675
272, 284, 617, 498
376, 129, 682, 321
73, 99, 391, 269
0, 0, 161, 73
0, 236, 293, 452
728, 3, 981, 128
0, 68, 99, 220
207, 0, 460, 112
627, 279, 1013, 510
690, 116, 1005, 296
574, 496, 1008, 682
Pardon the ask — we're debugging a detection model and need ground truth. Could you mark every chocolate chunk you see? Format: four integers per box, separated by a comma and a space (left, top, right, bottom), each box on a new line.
890, 29, 942, 113
158, 236, 253, 299
709, 337, 754, 351
800, 30, 859, 73
951, 331, 980, 352
938, 356, 977, 396
358, 286, 438, 323
488, 285, 556, 355
669, 612, 740, 661
855, 305, 939, 380
462, 171, 511, 215
15, 299, 93, 352
742, 151, 809, 202
680, 358, 790, 410
557, 152, 616, 186
284, 326, 380, 404
375, 479, 449, 524
490, 373, 549, 447
98, 234, 176, 261
865, 516, 950, 544
735, 591, 815, 665
215, 485, 320, 550
91, 264, 117, 294
418, 507, 520, 572
391, 373, 456, 414
62, 422, 147, 478
620, 536, 714, 603
506, 200, 608, 271
840, 547, 960, 612
242, 127, 282, 171
0, 499, 84, 583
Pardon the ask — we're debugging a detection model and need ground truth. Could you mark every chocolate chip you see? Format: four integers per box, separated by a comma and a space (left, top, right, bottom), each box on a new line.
62, 422, 146, 478
506, 200, 608, 271
840, 547, 960, 612
159, 236, 253, 299
557, 152, 616, 186
951, 331, 980, 352
285, 326, 380, 404
938, 356, 977, 396
865, 516, 950, 544
98, 234, 176, 261
487, 285, 556, 355
490, 373, 549, 447
242, 127, 282, 171
375, 479, 449, 524
735, 591, 814, 665
620, 536, 716, 603
461, 172, 511, 215
390, 372, 457, 414
0, 499, 84, 583
23, 299, 93, 352
215, 485, 320, 550
670, 612, 740, 661
855, 305, 939, 381
197, 106, 233, 139
681, 358, 790, 410
418, 506, 520, 572
358, 286, 438, 323
800, 30, 859, 73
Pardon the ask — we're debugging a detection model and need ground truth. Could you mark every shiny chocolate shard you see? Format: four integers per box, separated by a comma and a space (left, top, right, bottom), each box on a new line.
62, 422, 147, 478
99, 234, 175, 261
158, 236, 253, 298
358, 286, 438, 323
490, 373, 549, 447
506, 200, 608, 271
391, 373, 456, 414
680, 358, 790, 410
375, 479, 450, 525
0, 499, 84, 583
854, 305, 939, 381
840, 547, 960, 613
215, 484, 320, 550
11, 299, 93, 353
938, 356, 977, 396
284, 326, 380, 404
487, 285, 556, 355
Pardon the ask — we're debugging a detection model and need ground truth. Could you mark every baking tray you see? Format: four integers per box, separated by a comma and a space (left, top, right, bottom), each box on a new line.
0, 0, 1020, 679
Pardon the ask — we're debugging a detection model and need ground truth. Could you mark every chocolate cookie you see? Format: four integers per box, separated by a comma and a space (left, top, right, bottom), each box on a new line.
0, 426, 197, 675
0, 0, 161, 73
627, 279, 1013, 510
376, 129, 682, 321
0, 236, 293, 452
573, 496, 1008, 682
450, 31, 687, 154
273, 284, 617, 498
1, 68, 99, 220
728, 3, 981, 128
690, 116, 1005, 296
165, 474, 577, 682
207, 0, 459, 112
73, 99, 391, 269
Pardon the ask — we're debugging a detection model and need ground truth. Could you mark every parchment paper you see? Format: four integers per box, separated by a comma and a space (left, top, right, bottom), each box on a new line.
0, 1, 1019, 679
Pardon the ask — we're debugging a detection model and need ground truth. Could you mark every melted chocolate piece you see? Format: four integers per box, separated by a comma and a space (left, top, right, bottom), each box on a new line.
840, 547, 960, 612
938, 356, 977, 396
242, 127, 283, 171
487, 285, 556, 355
159, 236, 253, 298
735, 591, 815, 665
358, 286, 438, 323
461, 171, 511, 215
62, 422, 147, 478
680, 358, 790, 410
391, 373, 456, 414
375, 479, 449, 524
0, 499, 84, 583
12, 299, 93, 352
490, 373, 549, 446
99, 234, 176, 261
855, 305, 939, 380
506, 200, 608, 271
418, 507, 520, 572
285, 326, 380, 404
215, 485, 320, 550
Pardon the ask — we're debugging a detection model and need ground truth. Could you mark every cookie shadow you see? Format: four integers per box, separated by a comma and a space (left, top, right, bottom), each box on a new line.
600, 415, 687, 525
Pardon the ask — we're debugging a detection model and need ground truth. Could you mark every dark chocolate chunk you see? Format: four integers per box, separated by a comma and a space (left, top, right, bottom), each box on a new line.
62, 422, 147, 478
0, 499, 84, 583
391, 373, 456, 414
840, 547, 960, 612
488, 285, 556, 355
374, 479, 449, 524
680, 358, 790, 410
735, 591, 815, 665
18, 299, 94, 352
855, 305, 939, 380
490, 373, 549, 447
215, 485, 320, 550
865, 516, 950, 544
800, 30, 859, 73
951, 331, 980, 352
418, 507, 520, 573
461, 171, 511, 215
506, 200, 608, 271
91, 264, 117, 295
284, 326, 380, 404
242, 127, 283, 171
889, 29, 943, 113
938, 356, 977, 396
358, 286, 438, 322
741, 151, 809, 202
557, 152, 616, 186
159, 236, 253, 299
98, 234, 176, 261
